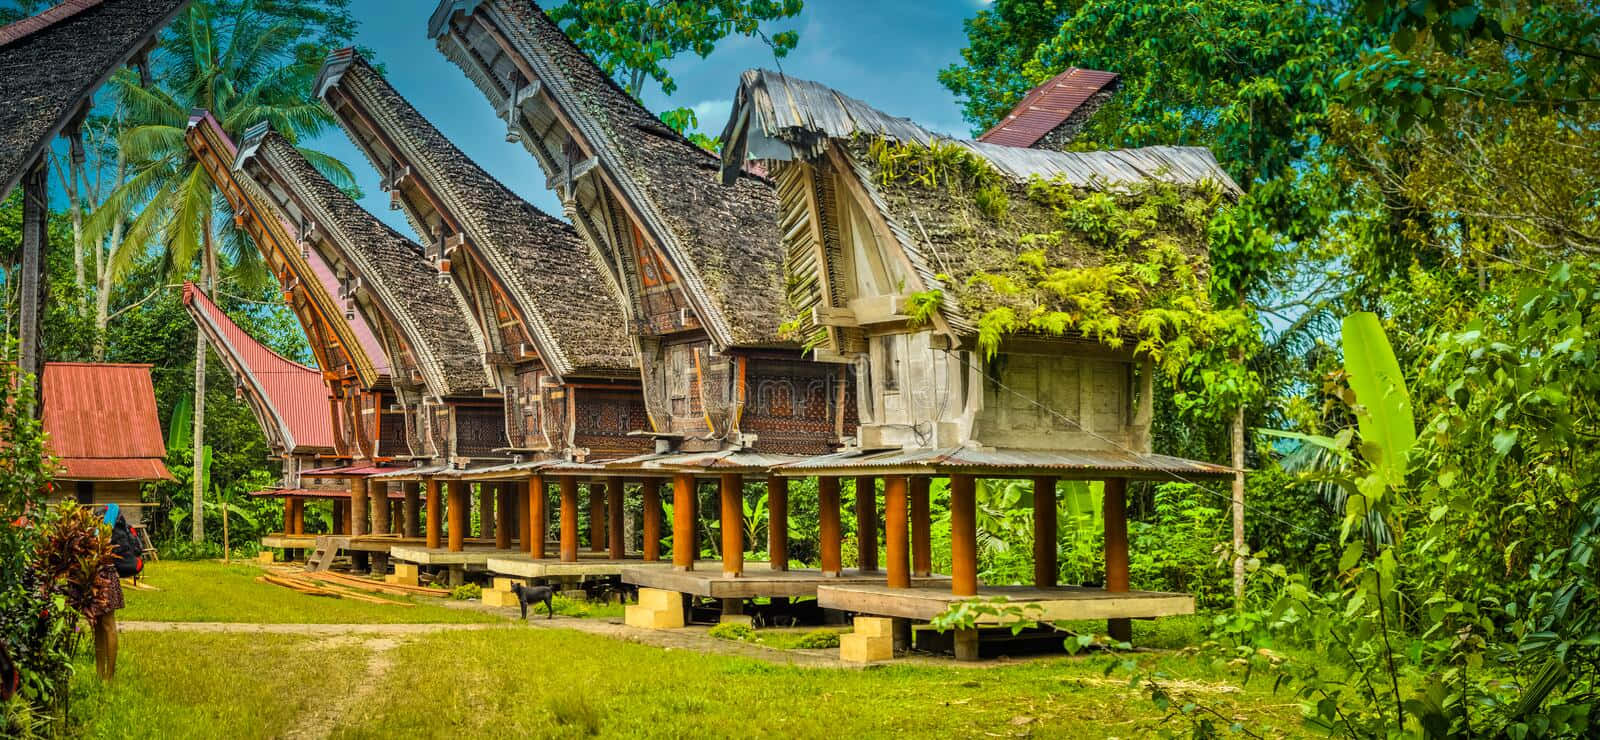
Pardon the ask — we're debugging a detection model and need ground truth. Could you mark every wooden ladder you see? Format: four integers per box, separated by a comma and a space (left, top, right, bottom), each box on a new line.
305, 536, 350, 572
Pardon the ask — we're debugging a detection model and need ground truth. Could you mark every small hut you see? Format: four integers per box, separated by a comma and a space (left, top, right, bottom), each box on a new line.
41, 362, 174, 526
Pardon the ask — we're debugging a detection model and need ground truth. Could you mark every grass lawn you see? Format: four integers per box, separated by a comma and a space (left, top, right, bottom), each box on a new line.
82, 560, 1311, 737
121, 561, 502, 624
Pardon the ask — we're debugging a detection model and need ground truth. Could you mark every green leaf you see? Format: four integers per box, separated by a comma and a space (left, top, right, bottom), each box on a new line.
1341, 312, 1415, 487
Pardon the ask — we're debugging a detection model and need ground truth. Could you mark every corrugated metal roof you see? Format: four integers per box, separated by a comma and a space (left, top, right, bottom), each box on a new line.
42, 362, 173, 481
249, 487, 402, 500
720, 69, 1240, 196
182, 283, 336, 453
776, 446, 1235, 480
300, 464, 397, 478
978, 68, 1120, 148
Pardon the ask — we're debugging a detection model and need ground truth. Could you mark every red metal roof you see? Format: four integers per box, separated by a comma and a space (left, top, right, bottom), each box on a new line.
978, 68, 1120, 149
0, 0, 106, 47
249, 487, 402, 500
41, 362, 174, 481
182, 283, 337, 453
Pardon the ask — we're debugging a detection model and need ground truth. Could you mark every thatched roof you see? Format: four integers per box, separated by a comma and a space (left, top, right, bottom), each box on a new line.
720, 70, 1239, 338
720, 70, 1240, 194
0, 0, 188, 199
316, 51, 632, 378
428, 0, 789, 348
235, 125, 488, 399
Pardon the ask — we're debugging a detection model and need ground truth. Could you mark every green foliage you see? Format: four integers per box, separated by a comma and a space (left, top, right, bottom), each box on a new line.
449, 584, 482, 601
790, 629, 841, 650
707, 622, 755, 642
550, 0, 803, 99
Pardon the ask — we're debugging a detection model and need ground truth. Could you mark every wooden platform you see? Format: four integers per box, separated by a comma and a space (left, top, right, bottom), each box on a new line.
816, 584, 1194, 622
388, 544, 523, 566
622, 565, 949, 600
488, 554, 676, 579
261, 533, 429, 553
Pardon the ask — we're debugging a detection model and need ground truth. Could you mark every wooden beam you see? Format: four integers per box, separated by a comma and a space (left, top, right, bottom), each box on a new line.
720, 473, 743, 577
910, 476, 931, 577
402, 482, 421, 538
529, 474, 546, 559
495, 482, 513, 550
559, 476, 579, 562
950, 475, 978, 597
818, 477, 842, 577
855, 476, 878, 573
446, 480, 467, 552
477, 483, 494, 540
1033, 477, 1059, 588
672, 473, 695, 571
767, 475, 788, 571
607, 479, 625, 560
884, 476, 909, 588
589, 481, 607, 552
641, 478, 661, 562
283, 497, 295, 535
350, 478, 369, 537
1104, 477, 1131, 641
425, 478, 441, 549
19, 162, 45, 387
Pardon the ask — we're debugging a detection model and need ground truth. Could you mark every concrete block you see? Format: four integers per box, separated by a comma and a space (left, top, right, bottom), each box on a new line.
854, 616, 894, 639
637, 587, 680, 611
625, 605, 684, 630
256, 551, 275, 564
384, 574, 418, 587
492, 577, 526, 592
839, 632, 893, 663
717, 614, 754, 627
481, 588, 520, 608
394, 563, 419, 579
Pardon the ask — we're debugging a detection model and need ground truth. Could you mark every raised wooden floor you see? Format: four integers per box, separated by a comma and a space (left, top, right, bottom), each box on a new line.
816, 584, 1194, 622
623, 565, 949, 600
261, 533, 433, 553
388, 543, 523, 566
487, 554, 675, 579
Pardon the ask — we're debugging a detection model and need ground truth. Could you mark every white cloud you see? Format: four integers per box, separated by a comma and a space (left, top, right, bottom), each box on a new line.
691, 99, 733, 132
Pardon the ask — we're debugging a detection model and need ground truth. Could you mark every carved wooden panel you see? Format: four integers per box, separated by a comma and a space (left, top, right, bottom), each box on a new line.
571, 388, 652, 457
455, 404, 509, 458
741, 354, 858, 455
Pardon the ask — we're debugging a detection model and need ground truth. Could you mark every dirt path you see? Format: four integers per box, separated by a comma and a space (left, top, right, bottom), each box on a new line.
118, 621, 511, 635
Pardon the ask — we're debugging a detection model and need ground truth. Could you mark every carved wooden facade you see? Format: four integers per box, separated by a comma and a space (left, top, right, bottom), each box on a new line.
429, 0, 856, 456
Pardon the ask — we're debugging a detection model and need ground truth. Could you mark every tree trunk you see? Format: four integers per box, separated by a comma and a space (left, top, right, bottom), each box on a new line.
191, 223, 214, 543
1231, 405, 1246, 609
19, 161, 47, 396
92, 153, 126, 361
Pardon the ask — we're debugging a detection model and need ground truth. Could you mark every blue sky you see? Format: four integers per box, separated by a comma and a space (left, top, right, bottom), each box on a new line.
318, 0, 988, 231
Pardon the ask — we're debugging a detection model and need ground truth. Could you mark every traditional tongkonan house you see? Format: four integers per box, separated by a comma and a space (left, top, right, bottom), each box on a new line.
0, 0, 189, 387
40, 363, 174, 527
180, 283, 343, 550
314, 49, 654, 583
185, 113, 408, 570
715, 69, 1238, 658
429, 0, 870, 621
225, 122, 511, 576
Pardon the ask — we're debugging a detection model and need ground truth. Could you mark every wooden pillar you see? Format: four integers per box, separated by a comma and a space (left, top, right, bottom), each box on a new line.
855, 476, 878, 572
910, 476, 932, 577
588, 481, 606, 552
495, 482, 513, 550
298, 498, 309, 534
1104, 477, 1131, 642
424, 478, 441, 549
350, 478, 369, 537
559, 476, 579, 562
818, 477, 842, 577
641, 478, 661, 561
402, 482, 420, 538
720, 473, 743, 577
527, 475, 545, 557
389, 499, 402, 534
1033, 476, 1059, 588
283, 498, 295, 534
767, 475, 788, 571
950, 474, 978, 597
446, 480, 466, 552
370, 480, 390, 536
477, 483, 494, 540
884, 476, 909, 588
333, 499, 347, 535
671, 473, 694, 571
607, 479, 625, 560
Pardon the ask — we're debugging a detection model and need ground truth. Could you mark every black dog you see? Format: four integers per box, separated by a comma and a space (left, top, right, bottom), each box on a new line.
510, 582, 555, 620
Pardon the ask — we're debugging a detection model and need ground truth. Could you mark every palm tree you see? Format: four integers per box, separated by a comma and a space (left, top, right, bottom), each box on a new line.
86, 0, 355, 542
